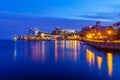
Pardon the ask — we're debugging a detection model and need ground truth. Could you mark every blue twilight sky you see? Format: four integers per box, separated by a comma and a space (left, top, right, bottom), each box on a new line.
0, 0, 120, 39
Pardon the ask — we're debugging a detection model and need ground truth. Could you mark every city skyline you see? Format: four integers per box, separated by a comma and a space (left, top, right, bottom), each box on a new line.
1, 1, 120, 79
0, 0, 120, 39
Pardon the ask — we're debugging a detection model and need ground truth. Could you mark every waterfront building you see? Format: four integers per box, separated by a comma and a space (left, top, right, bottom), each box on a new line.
28, 28, 34, 39
61, 29, 76, 34
50, 34, 63, 40
113, 22, 120, 39
51, 27, 78, 40
51, 27, 64, 40
37, 32, 51, 40
33, 28, 40, 36
81, 22, 114, 40
51, 27, 63, 35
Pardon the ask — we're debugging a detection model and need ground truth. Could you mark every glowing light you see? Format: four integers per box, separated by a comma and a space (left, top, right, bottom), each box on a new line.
98, 32, 101, 36
74, 35, 77, 39
31, 42, 41, 62
61, 40, 65, 60
108, 30, 112, 35
13, 37, 17, 40
24, 37, 28, 40
36, 37, 39, 40
41, 33, 44, 38
89, 26, 92, 28
86, 49, 95, 66
73, 40, 77, 61
86, 34, 93, 39
107, 53, 113, 76
14, 41, 17, 60
66, 40, 79, 61
42, 41, 45, 62
97, 56, 102, 70
55, 40, 58, 62
35, 31, 39, 36
92, 33, 95, 36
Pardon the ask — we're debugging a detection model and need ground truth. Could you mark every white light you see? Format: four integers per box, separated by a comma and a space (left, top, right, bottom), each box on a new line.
41, 33, 44, 37
35, 31, 39, 36
14, 37, 17, 40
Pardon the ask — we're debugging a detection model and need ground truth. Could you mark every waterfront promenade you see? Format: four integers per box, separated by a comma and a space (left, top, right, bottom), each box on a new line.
82, 39, 120, 50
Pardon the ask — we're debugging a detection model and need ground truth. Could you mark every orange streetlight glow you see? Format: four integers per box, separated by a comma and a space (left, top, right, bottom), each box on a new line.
86, 33, 93, 39
108, 30, 112, 35
107, 53, 113, 76
98, 32, 101, 36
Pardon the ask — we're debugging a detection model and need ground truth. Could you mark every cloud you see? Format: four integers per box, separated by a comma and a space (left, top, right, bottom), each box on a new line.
77, 17, 113, 22
77, 11, 120, 22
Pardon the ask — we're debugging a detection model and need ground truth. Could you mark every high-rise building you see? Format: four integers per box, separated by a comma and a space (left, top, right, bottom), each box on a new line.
29, 28, 33, 38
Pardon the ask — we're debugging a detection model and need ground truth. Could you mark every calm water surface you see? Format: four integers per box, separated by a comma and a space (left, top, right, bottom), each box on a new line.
0, 40, 120, 80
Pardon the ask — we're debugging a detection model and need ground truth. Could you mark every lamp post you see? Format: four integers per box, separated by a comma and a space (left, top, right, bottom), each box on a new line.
107, 26, 115, 41
107, 30, 112, 40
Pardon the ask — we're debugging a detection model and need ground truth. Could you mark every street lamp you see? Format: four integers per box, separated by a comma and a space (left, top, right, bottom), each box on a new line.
108, 30, 112, 35
107, 30, 112, 40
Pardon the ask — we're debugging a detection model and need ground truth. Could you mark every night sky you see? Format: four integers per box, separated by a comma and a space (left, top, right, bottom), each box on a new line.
0, 0, 120, 39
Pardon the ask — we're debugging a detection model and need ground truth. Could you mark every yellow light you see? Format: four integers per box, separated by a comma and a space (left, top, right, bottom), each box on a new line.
86, 34, 92, 39
98, 32, 101, 36
92, 33, 95, 36
108, 30, 112, 35
97, 56, 102, 69
74, 35, 77, 39
73, 40, 77, 61
107, 53, 113, 76
86, 49, 95, 66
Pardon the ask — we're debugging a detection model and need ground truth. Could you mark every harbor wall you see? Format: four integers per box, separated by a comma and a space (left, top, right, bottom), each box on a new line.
83, 40, 120, 50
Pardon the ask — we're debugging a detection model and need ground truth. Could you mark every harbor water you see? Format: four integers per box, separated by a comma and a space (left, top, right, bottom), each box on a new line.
0, 40, 120, 80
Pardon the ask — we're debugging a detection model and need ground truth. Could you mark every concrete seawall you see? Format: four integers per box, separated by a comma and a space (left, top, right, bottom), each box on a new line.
82, 40, 120, 50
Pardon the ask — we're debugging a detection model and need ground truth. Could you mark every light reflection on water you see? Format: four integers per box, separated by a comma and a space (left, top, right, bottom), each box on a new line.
31, 42, 40, 61
54, 40, 80, 62
42, 41, 45, 62
107, 53, 113, 77
61, 40, 65, 60
14, 41, 17, 60
86, 49, 95, 67
11, 40, 120, 79
14, 41, 46, 62
86, 48, 113, 77
97, 56, 102, 70
55, 40, 58, 62
65, 40, 80, 61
